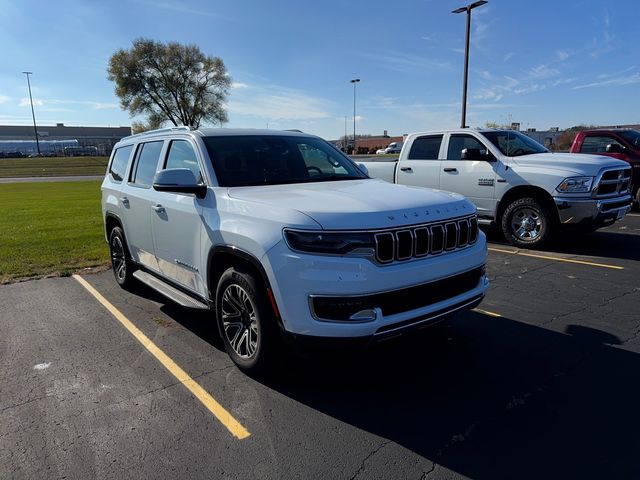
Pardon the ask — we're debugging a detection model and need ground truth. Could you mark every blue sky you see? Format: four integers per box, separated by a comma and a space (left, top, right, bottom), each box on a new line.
0, 0, 638, 139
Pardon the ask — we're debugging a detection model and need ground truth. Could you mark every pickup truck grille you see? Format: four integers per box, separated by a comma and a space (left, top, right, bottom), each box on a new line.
374, 215, 478, 264
594, 168, 632, 198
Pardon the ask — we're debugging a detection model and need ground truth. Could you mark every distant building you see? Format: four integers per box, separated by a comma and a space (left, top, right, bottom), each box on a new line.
0, 123, 131, 156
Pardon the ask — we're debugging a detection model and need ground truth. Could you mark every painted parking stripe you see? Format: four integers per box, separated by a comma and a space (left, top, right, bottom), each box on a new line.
488, 247, 624, 270
473, 308, 502, 317
73, 275, 251, 440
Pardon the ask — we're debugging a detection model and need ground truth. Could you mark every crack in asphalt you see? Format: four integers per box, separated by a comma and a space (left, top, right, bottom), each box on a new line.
349, 440, 391, 480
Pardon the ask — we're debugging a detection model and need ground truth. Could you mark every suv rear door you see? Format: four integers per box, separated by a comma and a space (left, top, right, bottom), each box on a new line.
120, 140, 165, 272
151, 138, 207, 297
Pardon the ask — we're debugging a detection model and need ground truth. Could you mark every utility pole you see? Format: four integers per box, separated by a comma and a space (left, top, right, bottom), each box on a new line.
452, 1, 487, 128
350, 78, 360, 153
22, 71, 41, 156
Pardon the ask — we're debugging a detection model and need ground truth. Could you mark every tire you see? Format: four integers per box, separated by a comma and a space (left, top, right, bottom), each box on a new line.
501, 197, 556, 249
215, 267, 278, 374
109, 226, 135, 289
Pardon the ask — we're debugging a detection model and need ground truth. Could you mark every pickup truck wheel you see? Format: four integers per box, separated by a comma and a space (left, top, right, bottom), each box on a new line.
215, 267, 277, 374
501, 197, 555, 249
109, 226, 135, 288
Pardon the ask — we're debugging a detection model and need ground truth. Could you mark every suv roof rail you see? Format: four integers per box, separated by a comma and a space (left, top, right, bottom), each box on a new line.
122, 125, 194, 141
284, 129, 304, 133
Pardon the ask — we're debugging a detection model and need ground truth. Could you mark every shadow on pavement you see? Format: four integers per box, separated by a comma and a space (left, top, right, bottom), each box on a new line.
482, 225, 640, 262
258, 313, 640, 479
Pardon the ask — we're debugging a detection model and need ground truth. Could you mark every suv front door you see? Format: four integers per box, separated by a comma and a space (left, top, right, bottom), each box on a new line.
440, 133, 497, 219
151, 138, 207, 297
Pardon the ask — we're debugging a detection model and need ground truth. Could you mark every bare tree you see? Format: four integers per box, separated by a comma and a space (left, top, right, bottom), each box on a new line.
108, 38, 231, 129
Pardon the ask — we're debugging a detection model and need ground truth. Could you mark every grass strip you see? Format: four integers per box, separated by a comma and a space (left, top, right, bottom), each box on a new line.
0, 181, 108, 283
0, 156, 108, 177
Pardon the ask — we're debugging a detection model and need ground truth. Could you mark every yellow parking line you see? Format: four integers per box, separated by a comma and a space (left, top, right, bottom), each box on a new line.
473, 308, 502, 317
488, 247, 624, 270
73, 275, 251, 440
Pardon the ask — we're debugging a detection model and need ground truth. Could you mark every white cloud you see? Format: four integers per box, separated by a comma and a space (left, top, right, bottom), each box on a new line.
360, 51, 451, 72
19, 98, 44, 107
529, 65, 560, 80
573, 73, 640, 90
231, 82, 250, 89
228, 86, 331, 121
556, 50, 570, 61
0, 95, 10, 104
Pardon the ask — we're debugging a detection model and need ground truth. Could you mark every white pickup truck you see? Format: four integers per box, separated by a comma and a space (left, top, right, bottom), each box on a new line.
360, 129, 633, 248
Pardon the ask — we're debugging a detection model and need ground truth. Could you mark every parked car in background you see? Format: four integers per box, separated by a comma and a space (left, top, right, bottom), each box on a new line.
570, 129, 640, 208
360, 129, 633, 248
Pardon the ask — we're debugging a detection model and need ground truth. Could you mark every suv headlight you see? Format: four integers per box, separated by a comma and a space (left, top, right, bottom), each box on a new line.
284, 229, 374, 255
556, 176, 593, 193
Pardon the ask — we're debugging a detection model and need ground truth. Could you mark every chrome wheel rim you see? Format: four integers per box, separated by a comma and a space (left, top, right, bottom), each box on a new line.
111, 235, 126, 282
511, 207, 543, 241
221, 284, 258, 359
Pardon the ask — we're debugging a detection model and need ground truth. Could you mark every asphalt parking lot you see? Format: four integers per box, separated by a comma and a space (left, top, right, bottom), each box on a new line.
1, 214, 639, 479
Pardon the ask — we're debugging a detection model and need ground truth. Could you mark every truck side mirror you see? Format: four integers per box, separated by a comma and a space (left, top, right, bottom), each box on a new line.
605, 143, 624, 154
461, 148, 482, 160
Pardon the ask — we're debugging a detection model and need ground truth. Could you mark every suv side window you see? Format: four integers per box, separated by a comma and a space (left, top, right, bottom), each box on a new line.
447, 134, 490, 160
580, 135, 624, 153
109, 145, 133, 182
164, 140, 203, 183
130, 141, 164, 187
408, 135, 442, 160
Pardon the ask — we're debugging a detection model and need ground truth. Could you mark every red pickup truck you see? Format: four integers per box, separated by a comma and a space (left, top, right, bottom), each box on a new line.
570, 129, 640, 208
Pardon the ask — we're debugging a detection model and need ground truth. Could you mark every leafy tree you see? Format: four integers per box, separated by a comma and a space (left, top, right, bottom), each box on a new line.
131, 111, 166, 134
108, 38, 231, 129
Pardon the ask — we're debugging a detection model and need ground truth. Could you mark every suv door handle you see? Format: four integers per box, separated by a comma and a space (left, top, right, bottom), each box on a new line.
400, 167, 413, 172
151, 204, 165, 213
119, 196, 129, 206
443, 168, 458, 173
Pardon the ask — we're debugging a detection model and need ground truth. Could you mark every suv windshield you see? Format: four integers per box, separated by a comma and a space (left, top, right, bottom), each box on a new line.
483, 130, 549, 157
618, 130, 640, 149
203, 135, 367, 187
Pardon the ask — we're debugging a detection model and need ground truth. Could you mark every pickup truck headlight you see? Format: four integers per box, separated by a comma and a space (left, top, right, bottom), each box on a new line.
556, 176, 593, 193
284, 230, 375, 255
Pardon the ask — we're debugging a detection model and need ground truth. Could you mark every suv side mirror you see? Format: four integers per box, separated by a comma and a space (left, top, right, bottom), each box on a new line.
357, 163, 369, 176
605, 143, 625, 154
153, 168, 207, 198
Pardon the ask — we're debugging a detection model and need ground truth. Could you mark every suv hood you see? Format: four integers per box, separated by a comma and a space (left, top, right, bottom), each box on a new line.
511, 153, 628, 175
227, 179, 474, 229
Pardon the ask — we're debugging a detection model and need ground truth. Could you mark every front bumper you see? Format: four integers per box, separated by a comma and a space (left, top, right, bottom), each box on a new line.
261, 233, 489, 338
554, 194, 632, 226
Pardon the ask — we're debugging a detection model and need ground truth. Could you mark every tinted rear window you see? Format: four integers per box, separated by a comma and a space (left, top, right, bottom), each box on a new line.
131, 141, 163, 187
109, 145, 133, 182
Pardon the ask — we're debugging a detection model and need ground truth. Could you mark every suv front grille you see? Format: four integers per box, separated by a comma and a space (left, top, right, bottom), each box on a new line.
595, 168, 631, 198
374, 215, 478, 264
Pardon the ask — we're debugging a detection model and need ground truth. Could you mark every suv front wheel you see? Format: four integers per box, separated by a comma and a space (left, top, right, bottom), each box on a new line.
215, 267, 278, 374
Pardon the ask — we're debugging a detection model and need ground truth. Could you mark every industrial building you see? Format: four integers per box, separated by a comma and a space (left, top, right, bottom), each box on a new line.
0, 123, 131, 157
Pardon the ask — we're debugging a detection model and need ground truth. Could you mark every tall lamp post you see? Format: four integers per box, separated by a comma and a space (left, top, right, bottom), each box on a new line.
22, 71, 41, 156
452, 0, 487, 128
350, 78, 360, 153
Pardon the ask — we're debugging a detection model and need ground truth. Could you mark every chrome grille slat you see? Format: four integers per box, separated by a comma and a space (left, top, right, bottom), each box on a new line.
594, 167, 632, 199
373, 215, 477, 264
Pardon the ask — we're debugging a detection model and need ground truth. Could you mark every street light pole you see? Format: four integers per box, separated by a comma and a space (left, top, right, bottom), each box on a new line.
452, 1, 487, 128
350, 78, 360, 153
22, 71, 41, 156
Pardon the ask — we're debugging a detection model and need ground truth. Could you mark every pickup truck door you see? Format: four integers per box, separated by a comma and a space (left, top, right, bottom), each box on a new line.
577, 134, 631, 162
120, 140, 165, 273
395, 134, 443, 189
151, 139, 207, 298
440, 133, 497, 219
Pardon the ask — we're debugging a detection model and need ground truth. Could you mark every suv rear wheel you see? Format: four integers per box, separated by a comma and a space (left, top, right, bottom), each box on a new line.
215, 267, 278, 374
501, 197, 555, 249
109, 226, 135, 288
